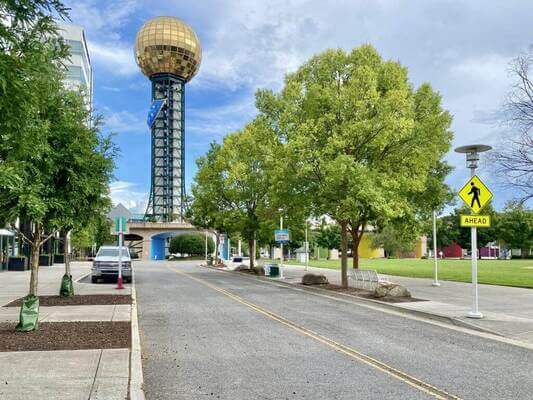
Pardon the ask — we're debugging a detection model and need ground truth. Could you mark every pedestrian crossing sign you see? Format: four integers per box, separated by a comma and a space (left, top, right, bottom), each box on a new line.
458, 175, 493, 214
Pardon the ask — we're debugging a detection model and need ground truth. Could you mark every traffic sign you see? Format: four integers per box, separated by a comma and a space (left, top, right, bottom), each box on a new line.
460, 215, 491, 228
114, 216, 126, 233
275, 229, 290, 243
458, 175, 493, 214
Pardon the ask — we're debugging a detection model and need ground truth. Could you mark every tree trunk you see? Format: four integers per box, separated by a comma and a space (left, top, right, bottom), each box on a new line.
350, 228, 363, 270
64, 231, 71, 275
248, 238, 255, 269
215, 233, 220, 264
340, 221, 348, 288
29, 238, 41, 297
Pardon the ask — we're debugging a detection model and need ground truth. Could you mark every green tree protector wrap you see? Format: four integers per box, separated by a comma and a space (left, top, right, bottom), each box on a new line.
16, 295, 39, 331
60, 274, 74, 297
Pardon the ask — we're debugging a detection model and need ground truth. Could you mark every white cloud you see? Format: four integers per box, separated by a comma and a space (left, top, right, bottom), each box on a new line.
67, 0, 138, 37
450, 54, 510, 84
187, 97, 257, 139
66, 0, 139, 77
87, 41, 137, 76
109, 181, 148, 213
100, 106, 146, 134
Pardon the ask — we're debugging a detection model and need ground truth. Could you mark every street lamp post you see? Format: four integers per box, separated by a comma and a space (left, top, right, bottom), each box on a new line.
305, 220, 309, 271
205, 229, 208, 265
432, 210, 440, 287
455, 144, 492, 319
279, 210, 284, 278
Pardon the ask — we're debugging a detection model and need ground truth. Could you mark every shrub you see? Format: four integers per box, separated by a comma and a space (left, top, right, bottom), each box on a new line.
169, 234, 215, 256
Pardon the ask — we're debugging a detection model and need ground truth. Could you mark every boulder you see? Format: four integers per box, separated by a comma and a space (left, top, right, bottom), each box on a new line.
234, 264, 250, 272
301, 273, 329, 286
373, 281, 411, 298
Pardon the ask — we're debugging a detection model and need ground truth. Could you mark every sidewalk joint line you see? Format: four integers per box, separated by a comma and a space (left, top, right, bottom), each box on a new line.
87, 349, 103, 400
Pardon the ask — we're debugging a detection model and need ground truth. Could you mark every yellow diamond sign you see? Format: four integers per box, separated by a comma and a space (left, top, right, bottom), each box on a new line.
458, 175, 493, 214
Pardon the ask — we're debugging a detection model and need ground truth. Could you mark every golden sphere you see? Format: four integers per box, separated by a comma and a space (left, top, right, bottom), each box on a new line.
134, 16, 201, 81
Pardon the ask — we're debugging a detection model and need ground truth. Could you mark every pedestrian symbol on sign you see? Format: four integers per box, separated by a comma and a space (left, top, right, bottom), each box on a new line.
468, 182, 481, 209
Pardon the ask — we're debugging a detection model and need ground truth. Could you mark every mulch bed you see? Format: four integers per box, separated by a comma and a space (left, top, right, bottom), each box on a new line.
4, 294, 132, 307
299, 283, 427, 303
0, 321, 130, 352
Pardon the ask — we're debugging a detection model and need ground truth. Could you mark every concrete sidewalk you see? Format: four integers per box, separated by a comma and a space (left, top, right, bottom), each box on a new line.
0, 349, 129, 400
0, 262, 132, 400
280, 263, 533, 344
0, 261, 131, 307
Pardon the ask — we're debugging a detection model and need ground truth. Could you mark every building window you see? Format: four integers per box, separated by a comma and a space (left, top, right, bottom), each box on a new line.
66, 39, 91, 82
66, 65, 87, 85
67, 39, 83, 54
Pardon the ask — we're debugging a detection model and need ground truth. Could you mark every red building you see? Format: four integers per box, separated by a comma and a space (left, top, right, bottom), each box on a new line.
438, 242, 463, 258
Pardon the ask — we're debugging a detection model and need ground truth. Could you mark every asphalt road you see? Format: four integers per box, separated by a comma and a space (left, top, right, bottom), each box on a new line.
135, 261, 533, 400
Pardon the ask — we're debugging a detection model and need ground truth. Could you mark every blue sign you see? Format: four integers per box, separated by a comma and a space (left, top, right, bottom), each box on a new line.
275, 229, 290, 243
147, 99, 165, 128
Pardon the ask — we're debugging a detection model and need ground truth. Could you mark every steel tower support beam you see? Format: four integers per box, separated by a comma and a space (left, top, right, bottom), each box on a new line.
145, 73, 185, 222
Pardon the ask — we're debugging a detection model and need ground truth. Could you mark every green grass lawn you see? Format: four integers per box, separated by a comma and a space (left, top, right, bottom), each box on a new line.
279, 258, 533, 288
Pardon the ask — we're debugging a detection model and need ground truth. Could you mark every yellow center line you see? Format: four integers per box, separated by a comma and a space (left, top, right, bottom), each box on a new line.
167, 266, 462, 400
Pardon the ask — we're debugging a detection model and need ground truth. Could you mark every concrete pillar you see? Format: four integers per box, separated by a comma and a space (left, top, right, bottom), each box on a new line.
142, 236, 151, 260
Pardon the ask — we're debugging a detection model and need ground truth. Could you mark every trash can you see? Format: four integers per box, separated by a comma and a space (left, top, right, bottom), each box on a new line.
265, 263, 279, 277
207, 255, 213, 265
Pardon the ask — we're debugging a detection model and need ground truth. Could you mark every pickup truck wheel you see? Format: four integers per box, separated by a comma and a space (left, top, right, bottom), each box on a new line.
91, 276, 98, 284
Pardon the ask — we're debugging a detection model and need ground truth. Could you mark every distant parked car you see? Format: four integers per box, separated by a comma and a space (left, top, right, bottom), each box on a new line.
91, 246, 132, 283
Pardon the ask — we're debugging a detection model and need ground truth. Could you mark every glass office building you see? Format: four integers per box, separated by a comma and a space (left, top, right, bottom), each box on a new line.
58, 23, 93, 115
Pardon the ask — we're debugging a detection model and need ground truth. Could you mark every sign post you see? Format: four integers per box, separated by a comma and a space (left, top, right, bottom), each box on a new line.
113, 216, 127, 290
274, 226, 290, 279
304, 220, 309, 272
432, 210, 440, 287
455, 144, 492, 319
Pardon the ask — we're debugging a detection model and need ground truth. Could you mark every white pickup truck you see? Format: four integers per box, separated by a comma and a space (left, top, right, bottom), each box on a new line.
91, 246, 132, 283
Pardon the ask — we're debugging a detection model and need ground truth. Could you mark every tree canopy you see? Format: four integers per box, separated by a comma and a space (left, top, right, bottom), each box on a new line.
0, 1, 116, 322
256, 45, 453, 286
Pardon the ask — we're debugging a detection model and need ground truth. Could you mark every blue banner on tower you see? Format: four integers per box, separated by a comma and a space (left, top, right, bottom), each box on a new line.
147, 99, 166, 128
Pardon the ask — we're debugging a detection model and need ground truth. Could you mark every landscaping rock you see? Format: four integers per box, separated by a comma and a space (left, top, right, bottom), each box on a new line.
373, 282, 411, 298
234, 264, 250, 272
252, 266, 265, 276
301, 273, 329, 286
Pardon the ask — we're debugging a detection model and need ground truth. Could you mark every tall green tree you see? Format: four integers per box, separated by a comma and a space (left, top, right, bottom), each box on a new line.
45, 89, 116, 296
257, 45, 453, 287
496, 202, 533, 257
189, 142, 235, 263
0, 1, 70, 311
214, 119, 279, 268
0, 0, 116, 328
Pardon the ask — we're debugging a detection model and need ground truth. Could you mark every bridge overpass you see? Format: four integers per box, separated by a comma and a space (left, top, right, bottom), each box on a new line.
126, 221, 211, 260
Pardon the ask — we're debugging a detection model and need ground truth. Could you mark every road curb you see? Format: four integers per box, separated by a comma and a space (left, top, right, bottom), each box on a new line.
74, 272, 91, 283
129, 272, 145, 400
201, 264, 506, 338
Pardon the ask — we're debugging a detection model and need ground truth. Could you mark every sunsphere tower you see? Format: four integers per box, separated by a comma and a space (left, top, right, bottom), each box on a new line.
134, 16, 202, 222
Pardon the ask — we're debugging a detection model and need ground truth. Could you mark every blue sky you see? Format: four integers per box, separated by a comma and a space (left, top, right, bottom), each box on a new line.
63, 0, 533, 213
